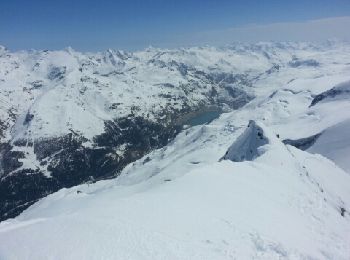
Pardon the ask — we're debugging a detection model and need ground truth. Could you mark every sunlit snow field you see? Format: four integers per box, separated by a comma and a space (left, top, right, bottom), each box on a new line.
1, 42, 350, 259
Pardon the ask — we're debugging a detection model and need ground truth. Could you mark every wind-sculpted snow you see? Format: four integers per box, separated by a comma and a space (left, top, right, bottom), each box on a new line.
221, 120, 268, 162
0, 41, 350, 224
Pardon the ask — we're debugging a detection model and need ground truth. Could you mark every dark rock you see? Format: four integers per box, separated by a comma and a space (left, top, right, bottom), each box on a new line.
48, 66, 66, 81
29, 80, 44, 89
23, 112, 34, 125
283, 133, 322, 150
310, 87, 350, 107
288, 59, 320, 68
341, 207, 346, 217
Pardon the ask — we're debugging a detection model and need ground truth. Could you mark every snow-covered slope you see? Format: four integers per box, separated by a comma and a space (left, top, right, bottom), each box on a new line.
0, 41, 350, 257
1, 95, 350, 259
307, 118, 350, 173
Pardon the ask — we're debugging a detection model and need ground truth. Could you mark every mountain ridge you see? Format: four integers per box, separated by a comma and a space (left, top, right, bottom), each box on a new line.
0, 41, 350, 222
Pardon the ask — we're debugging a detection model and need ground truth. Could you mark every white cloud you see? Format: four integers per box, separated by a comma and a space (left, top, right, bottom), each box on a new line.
162, 16, 350, 47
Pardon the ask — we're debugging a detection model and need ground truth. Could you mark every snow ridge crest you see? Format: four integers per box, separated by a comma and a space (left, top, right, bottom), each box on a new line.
221, 120, 269, 162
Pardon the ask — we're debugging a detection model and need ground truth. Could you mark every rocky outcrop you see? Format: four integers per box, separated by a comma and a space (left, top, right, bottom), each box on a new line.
283, 133, 322, 150
288, 58, 320, 68
310, 81, 350, 107
221, 121, 268, 162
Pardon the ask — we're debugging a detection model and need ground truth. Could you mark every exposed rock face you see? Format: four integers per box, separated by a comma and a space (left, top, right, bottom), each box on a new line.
221, 120, 268, 162
310, 80, 350, 107
283, 133, 322, 151
288, 58, 320, 68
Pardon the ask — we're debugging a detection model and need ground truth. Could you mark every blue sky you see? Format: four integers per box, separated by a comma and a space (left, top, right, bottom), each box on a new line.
1, 0, 350, 51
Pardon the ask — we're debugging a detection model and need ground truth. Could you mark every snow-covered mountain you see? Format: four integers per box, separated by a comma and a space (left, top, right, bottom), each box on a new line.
0, 41, 350, 259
